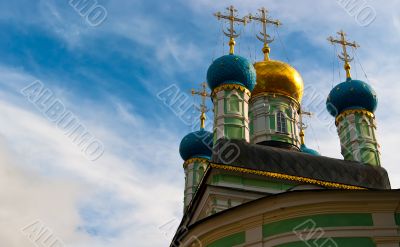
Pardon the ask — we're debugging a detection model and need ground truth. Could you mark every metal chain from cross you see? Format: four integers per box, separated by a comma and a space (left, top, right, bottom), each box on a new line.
328, 30, 360, 79
191, 82, 210, 129
214, 5, 249, 55
249, 7, 281, 61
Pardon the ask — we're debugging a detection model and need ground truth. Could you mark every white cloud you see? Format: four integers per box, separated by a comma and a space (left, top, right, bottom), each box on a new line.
0, 65, 184, 246
0, 1, 400, 247
0, 137, 88, 246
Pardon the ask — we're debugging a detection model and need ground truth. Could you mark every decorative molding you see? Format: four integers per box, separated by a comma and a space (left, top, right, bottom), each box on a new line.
250, 92, 300, 107
178, 190, 400, 246
264, 226, 398, 247
212, 84, 251, 97
374, 236, 400, 244
336, 109, 375, 126
210, 163, 365, 190
183, 158, 210, 168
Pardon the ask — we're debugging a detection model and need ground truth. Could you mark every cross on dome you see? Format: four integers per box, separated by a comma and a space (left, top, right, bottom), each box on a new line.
328, 30, 360, 79
214, 6, 249, 54
249, 7, 281, 61
191, 82, 210, 129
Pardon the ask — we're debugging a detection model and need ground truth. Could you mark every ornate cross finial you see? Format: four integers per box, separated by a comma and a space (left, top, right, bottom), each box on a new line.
191, 82, 210, 129
249, 7, 281, 61
328, 30, 360, 79
214, 5, 249, 54
299, 108, 312, 145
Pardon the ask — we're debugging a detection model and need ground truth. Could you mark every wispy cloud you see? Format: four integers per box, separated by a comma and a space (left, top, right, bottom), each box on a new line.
0, 65, 183, 246
0, 1, 399, 246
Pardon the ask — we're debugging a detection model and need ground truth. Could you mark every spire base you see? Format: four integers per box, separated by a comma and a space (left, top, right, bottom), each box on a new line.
345, 62, 352, 79
229, 38, 236, 54
262, 45, 270, 61
299, 130, 305, 145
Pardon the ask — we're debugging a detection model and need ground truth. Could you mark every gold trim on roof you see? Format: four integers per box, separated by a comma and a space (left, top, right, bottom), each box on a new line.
183, 157, 210, 167
210, 163, 366, 190
212, 84, 251, 97
335, 109, 375, 126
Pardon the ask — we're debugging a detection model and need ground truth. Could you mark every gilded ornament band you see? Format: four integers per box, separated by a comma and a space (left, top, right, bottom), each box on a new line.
183, 157, 210, 168
210, 163, 365, 190
212, 84, 251, 98
335, 109, 375, 126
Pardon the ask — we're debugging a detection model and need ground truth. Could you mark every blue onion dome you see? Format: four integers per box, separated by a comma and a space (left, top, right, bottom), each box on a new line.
326, 78, 378, 117
207, 54, 256, 92
300, 144, 320, 156
179, 129, 213, 161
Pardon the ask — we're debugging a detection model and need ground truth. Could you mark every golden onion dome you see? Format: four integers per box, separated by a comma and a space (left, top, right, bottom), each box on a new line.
252, 60, 304, 102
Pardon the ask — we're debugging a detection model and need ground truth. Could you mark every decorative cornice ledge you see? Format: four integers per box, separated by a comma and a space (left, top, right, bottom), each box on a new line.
373, 236, 400, 244
249, 92, 300, 107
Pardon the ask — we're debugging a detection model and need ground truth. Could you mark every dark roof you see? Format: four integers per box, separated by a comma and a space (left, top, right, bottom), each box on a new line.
211, 139, 391, 190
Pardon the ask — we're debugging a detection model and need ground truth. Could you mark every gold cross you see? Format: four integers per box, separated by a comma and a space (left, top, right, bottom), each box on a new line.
214, 5, 248, 54
249, 7, 281, 61
328, 30, 360, 79
299, 108, 312, 145
191, 82, 210, 129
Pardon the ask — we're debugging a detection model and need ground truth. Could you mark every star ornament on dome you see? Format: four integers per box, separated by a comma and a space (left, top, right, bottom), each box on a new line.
328, 30, 360, 79
214, 5, 249, 54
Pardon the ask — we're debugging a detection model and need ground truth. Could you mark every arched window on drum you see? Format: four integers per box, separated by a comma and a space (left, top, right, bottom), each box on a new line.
228, 94, 240, 113
276, 111, 287, 133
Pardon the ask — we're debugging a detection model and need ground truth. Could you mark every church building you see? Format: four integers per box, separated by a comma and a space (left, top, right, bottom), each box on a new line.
171, 6, 400, 247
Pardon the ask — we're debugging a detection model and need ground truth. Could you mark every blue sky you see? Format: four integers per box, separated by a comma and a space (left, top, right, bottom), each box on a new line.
0, 0, 399, 246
